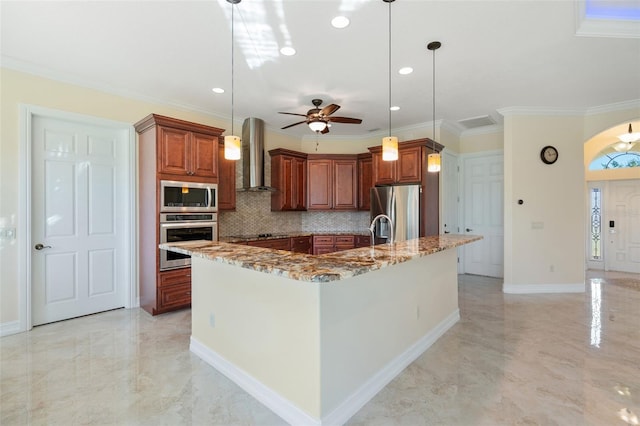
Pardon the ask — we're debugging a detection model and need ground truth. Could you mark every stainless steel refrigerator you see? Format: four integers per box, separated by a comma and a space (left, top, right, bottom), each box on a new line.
370, 184, 421, 242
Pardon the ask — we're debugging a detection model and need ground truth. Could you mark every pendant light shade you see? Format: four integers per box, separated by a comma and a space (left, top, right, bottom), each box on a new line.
382, 0, 398, 162
427, 41, 441, 173
618, 123, 640, 144
224, 0, 241, 160
224, 135, 241, 160
427, 152, 441, 172
382, 136, 399, 161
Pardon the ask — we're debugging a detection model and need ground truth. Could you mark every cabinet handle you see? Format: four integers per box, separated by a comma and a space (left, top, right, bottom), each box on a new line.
186, 291, 191, 295
186, 274, 191, 277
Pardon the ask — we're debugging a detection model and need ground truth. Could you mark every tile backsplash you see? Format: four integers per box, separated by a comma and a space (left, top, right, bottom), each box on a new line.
219, 191, 370, 236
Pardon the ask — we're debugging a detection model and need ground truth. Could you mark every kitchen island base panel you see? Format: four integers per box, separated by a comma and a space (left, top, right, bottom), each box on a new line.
190, 248, 459, 425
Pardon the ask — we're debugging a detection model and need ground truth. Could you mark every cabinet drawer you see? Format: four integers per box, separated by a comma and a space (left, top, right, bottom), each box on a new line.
313, 246, 336, 255
335, 235, 355, 245
313, 235, 334, 245
354, 235, 371, 247
158, 282, 191, 310
158, 267, 191, 288
247, 238, 291, 250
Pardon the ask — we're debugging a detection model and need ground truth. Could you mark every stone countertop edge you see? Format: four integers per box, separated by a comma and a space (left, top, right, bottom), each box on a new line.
160, 234, 482, 283
219, 231, 371, 243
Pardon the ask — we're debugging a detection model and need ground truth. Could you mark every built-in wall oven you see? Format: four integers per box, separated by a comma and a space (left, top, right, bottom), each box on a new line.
159, 213, 217, 271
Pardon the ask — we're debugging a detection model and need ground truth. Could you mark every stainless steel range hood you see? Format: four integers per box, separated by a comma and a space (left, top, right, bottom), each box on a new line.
240, 117, 276, 192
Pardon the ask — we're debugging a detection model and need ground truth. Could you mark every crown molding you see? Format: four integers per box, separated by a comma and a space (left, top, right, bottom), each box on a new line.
460, 124, 504, 137
1, 56, 232, 123
585, 99, 640, 115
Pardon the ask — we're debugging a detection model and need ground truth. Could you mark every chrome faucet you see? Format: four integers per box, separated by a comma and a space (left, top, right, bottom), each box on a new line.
369, 214, 394, 246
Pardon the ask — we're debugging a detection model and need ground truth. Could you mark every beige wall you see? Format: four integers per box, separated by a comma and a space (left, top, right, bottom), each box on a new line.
2, 66, 638, 327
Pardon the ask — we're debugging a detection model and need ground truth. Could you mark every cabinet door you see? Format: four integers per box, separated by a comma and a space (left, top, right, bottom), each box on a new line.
158, 126, 190, 175
307, 159, 333, 210
358, 156, 372, 211
293, 157, 307, 210
218, 143, 236, 211
191, 132, 218, 178
397, 146, 422, 183
372, 151, 396, 185
333, 159, 357, 210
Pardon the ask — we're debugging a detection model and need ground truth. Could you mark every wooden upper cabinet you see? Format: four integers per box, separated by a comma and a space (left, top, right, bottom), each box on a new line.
333, 159, 358, 210
397, 146, 422, 183
269, 149, 307, 211
158, 126, 190, 176
134, 114, 223, 180
357, 153, 372, 211
218, 142, 236, 211
191, 131, 218, 178
369, 139, 438, 186
372, 151, 396, 185
307, 155, 357, 211
307, 158, 333, 210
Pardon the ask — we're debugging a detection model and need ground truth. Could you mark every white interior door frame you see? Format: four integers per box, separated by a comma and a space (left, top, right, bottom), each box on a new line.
18, 105, 138, 333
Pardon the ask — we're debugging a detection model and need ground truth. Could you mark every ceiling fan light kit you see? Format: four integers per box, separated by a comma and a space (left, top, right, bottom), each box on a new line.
224, 0, 242, 160
382, 0, 398, 162
279, 98, 361, 134
427, 40, 442, 173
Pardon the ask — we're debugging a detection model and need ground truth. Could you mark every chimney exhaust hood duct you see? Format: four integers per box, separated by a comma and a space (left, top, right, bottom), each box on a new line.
240, 117, 276, 191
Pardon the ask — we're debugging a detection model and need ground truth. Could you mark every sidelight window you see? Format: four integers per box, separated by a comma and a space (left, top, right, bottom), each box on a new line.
589, 187, 602, 261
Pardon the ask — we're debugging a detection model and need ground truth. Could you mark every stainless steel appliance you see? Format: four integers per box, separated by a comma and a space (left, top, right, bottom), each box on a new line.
160, 180, 217, 212
159, 213, 217, 270
370, 184, 421, 242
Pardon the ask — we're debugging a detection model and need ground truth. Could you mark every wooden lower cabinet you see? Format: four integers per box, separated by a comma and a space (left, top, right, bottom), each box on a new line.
247, 238, 291, 250
154, 268, 192, 315
312, 235, 355, 255
290, 236, 312, 254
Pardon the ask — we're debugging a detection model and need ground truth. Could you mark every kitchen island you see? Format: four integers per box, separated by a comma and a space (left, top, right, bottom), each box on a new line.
160, 234, 481, 425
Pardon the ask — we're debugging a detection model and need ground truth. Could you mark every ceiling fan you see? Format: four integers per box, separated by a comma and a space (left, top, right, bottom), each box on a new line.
279, 99, 362, 134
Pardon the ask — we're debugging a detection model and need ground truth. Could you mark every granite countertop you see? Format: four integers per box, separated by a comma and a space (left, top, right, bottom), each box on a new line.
160, 234, 482, 283
219, 231, 369, 243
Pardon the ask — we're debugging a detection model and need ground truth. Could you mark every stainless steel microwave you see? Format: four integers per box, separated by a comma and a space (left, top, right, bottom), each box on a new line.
160, 180, 217, 213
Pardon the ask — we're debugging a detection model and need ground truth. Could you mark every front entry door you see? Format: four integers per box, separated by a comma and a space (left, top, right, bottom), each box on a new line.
607, 179, 640, 273
462, 153, 504, 278
31, 114, 129, 326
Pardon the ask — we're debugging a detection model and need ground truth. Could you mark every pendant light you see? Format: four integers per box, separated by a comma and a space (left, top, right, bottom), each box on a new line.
382, 0, 398, 162
224, 0, 241, 160
618, 123, 640, 144
427, 41, 441, 173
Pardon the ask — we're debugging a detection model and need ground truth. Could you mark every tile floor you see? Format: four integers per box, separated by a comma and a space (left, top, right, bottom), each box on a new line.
1, 271, 639, 425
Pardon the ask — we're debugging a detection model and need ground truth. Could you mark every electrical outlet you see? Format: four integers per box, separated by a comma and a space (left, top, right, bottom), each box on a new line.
416, 305, 420, 320
209, 313, 216, 328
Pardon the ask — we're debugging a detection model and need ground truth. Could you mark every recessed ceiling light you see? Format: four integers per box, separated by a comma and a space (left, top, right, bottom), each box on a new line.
212, 87, 224, 94
398, 67, 413, 75
280, 46, 296, 56
390, 106, 400, 111
331, 16, 350, 29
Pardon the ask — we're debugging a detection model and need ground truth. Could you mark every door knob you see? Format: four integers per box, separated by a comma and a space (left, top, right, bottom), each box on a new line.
466, 228, 473, 232
34, 243, 51, 250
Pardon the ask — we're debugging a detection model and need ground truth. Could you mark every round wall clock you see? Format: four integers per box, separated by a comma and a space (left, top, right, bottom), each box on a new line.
540, 145, 558, 164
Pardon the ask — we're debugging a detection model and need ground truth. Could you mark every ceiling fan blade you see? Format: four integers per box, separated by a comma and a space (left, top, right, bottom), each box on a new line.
321, 126, 330, 134
328, 116, 362, 124
279, 112, 308, 117
320, 104, 340, 117
281, 120, 307, 130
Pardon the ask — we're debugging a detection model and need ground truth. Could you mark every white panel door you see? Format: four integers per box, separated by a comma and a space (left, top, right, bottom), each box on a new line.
607, 180, 640, 273
32, 115, 128, 325
462, 153, 504, 277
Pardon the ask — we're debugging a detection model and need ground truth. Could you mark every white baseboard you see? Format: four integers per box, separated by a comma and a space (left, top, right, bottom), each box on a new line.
323, 309, 460, 426
191, 309, 460, 426
0, 320, 22, 337
190, 338, 321, 426
503, 282, 585, 294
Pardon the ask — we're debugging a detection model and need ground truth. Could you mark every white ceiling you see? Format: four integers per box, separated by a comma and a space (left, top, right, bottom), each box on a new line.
2, 0, 639, 141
